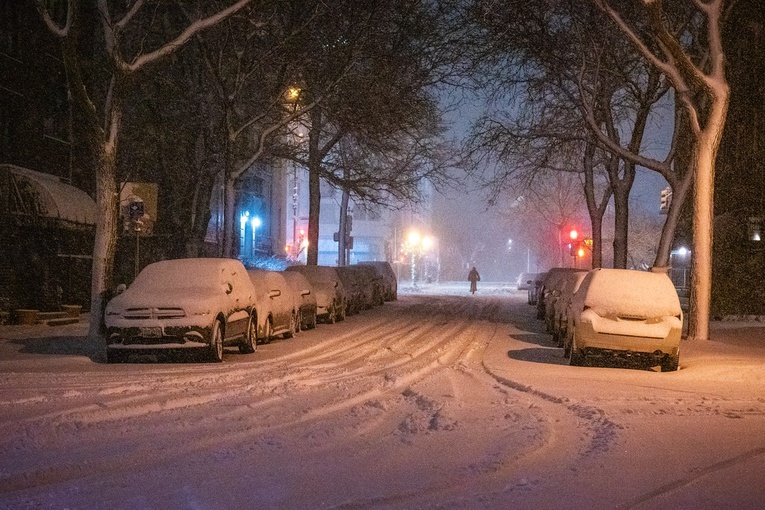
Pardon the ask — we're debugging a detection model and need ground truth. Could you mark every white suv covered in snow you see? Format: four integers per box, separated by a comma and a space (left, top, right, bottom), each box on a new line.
104, 258, 257, 363
564, 268, 683, 371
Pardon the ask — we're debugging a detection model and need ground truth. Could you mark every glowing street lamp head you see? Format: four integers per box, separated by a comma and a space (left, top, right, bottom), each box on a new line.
422, 236, 433, 250
407, 231, 421, 246
286, 87, 300, 102
251, 216, 262, 229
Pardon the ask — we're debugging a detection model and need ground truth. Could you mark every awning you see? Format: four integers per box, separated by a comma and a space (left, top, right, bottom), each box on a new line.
2, 164, 97, 225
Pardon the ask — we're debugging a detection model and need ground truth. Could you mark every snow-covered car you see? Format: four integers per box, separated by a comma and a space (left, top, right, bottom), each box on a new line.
284, 265, 346, 323
536, 268, 581, 319
545, 269, 587, 336
351, 264, 385, 306
528, 272, 547, 305
281, 270, 318, 331
336, 266, 365, 315
336, 265, 382, 314
104, 258, 257, 363
358, 261, 397, 301
550, 270, 588, 347
247, 269, 297, 341
564, 268, 683, 371
516, 272, 537, 291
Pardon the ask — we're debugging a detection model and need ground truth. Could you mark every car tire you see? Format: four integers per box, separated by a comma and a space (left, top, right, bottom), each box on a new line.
327, 305, 337, 324
260, 318, 273, 344
284, 312, 296, 339
209, 319, 224, 363
239, 313, 257, 354
661, 355, 679, 372
569, 335, 585, 367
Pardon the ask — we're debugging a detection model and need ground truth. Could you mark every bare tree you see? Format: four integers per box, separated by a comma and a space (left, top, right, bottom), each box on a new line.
593, 0, 731, 341
464, 0, 674, 270
35, 0, 253, 339
281, 0, 462, 266
189, 2, 328, 258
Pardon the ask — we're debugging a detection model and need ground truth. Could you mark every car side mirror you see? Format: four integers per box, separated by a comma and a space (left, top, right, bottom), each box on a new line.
301, 289, 311, 296
269, 289, 281, 298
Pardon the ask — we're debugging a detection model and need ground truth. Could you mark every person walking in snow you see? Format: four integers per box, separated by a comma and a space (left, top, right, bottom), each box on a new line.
468, 266, 480, 294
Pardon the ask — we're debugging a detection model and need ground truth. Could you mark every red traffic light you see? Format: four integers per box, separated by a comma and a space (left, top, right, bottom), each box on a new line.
569, 229, 579, 240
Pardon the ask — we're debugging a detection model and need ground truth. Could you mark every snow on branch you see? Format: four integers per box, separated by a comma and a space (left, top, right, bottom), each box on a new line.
114, 0, 253, 74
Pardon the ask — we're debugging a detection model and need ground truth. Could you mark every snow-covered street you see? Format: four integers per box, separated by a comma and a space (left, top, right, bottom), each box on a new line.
2, 283, 765, 509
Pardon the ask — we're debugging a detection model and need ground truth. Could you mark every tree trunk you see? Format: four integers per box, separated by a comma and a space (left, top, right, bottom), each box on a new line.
589, 212, 604, 269
306, 109, 323, 266
612, 182, 630, 269
338, 187, 350, 266
653, 174, 692, 268
88, 129, 120, 340
688, 139, 716, 341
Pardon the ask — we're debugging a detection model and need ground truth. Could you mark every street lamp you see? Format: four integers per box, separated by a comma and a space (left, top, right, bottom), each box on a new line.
402, 230, 432, 287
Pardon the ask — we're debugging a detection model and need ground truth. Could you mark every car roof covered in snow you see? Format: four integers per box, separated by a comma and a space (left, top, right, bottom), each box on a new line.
578, 268, 682, 317
132, 258, 249, 291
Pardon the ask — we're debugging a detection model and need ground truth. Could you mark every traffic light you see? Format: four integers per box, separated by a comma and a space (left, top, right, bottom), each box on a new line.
569, 228, 579, 241
576, 244, 586, 258
660, 187, 672, 214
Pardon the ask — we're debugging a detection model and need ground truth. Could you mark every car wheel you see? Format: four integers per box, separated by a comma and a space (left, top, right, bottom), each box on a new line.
239, 313, 257, 354
327, 305, 337, 324
569, 334, 585, 367
209, 319, 224, 362
661, 354, 679, 372
284, 312, 296, 339
259, 318, 273, 344
106, 348, 125, 363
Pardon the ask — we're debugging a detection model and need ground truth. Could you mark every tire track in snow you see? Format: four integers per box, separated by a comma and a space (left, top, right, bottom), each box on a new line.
0, 297, 494, 496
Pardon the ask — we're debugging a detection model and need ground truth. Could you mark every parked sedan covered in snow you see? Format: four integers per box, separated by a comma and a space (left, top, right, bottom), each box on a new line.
358, 261, 397, 301
281, 270, 318, 331
248, 269, 297, 342
104, 258, 257, 363
564, 268, 683, 371
285, 265, 346, 323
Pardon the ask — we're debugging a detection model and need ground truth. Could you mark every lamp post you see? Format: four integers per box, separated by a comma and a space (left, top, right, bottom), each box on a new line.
407, 231, 420, 286
402, 230, 434, 288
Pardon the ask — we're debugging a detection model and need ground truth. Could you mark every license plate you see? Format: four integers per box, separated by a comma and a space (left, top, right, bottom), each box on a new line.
140, 326, 163, 338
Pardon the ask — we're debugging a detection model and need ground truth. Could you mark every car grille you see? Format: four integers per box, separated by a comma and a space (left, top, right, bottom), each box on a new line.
122, 307, 186, 320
